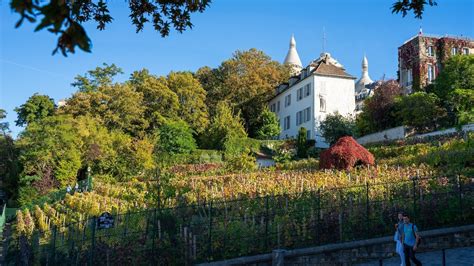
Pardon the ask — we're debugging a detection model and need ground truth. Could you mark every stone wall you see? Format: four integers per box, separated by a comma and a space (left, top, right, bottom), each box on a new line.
356, 123, 474, 146
199, 224, 474, 266
356, 126, 406, 145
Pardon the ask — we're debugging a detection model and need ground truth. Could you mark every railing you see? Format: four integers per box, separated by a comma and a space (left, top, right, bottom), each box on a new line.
3, 174, 473, 265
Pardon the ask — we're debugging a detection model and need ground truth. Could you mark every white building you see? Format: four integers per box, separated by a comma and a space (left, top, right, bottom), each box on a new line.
269, 36, 356, 148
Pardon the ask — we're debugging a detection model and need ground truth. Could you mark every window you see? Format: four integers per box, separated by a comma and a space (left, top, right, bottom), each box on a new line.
305, 84, 311, 96
270, 103, 275, 112
320, 97, 326, 112
297, 88, 303, 101
277, 101, 280, 112
463, 48, 469, 55
296, 111, 302, 125
285, 94, 291, 107
306, 129, 311, 139
451, 47, 458, 55
427, 64, 435, 82
427, 46, 434, 56
284, 116, 291, 130
304, 107, 311, 122
406, 69, 413, 86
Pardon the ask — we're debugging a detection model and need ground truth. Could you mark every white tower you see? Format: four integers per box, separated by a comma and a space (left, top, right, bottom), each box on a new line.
355, 55, 373, 94
283, 34, 303, 75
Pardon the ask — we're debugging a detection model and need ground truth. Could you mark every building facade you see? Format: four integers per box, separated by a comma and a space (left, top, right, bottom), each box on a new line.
269, 36, 356, 148
398, 33, 474, 94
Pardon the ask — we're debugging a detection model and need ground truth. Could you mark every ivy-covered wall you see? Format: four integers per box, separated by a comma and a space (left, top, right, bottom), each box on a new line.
398, 35, 473, 92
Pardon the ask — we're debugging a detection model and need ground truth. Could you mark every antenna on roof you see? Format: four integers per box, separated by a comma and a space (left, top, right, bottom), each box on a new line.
322, 26, 326, 53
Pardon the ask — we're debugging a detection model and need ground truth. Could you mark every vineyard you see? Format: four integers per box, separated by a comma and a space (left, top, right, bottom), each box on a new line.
4, 133, 474, 264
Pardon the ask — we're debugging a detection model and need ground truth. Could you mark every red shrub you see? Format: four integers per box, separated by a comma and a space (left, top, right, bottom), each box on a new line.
319, 136, 375, 170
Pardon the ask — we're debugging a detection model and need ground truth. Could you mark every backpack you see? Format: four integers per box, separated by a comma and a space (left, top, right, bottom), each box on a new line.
412, 224, 422, 246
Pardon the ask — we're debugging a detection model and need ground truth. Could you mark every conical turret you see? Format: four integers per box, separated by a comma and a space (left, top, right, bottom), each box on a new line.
283, 34, 303, 75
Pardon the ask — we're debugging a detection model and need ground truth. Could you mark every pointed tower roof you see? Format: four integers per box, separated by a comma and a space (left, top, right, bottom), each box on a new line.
355, 55, 373, 93
283, 35, 303, 73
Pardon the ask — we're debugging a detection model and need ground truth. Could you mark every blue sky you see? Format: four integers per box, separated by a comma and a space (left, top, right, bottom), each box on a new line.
1, 0, 473, 137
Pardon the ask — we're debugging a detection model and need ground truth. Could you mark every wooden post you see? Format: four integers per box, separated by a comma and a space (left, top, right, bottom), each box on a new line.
272, 249, 286, 266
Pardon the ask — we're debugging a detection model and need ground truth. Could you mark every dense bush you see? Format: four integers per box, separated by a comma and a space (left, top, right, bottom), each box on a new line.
319, 136, 375, 170
395, 92, 447, 133
156, 119, 196, 155
319, 112, 356, 145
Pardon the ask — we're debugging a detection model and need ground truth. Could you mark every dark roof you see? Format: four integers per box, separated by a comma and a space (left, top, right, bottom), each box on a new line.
312, 60, 354, 78
269, 56, 355, 101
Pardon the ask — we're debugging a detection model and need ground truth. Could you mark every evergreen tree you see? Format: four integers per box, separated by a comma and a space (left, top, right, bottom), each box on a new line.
296, 127, 308, 158
256, 108, 280, 139
205, 101, 247, 150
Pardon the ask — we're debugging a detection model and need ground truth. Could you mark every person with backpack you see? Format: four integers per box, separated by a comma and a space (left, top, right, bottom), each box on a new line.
394, 211, 405, 266
401, 213, 422, 266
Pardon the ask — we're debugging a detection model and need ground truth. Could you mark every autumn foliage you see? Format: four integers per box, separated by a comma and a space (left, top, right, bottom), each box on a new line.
319, 136, 375, 170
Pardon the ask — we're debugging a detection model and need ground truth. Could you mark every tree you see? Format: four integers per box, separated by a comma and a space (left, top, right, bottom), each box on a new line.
16, 114, 156, 203
356, 80, 402, 135
157, 120, 196, 155
0, 109, 19, 199
204, 101, 247, 150
447, 89, 474, 125
11, 0, 211, 55
129, 69, 180, 131
296, 127, 308, 158
255, 108, 280, 139
395, 92, 447, 133
391, 0, 437, 18
17, 115, 83, 199
319, 112, 356, 145
60, 83, 149, 136
14, 93, 56, 127
197, 49, 289, 136
167, 72, 209, 134
432, 55, 474, 126
433, 55, 474, 100
72, 63, 123, 92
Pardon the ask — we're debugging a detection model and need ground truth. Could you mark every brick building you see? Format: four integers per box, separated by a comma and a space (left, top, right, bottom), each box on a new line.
398, 33, 474, 94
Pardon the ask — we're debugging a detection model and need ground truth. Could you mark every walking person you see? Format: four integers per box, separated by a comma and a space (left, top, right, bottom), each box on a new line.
394, 211, 405, 266
401, 213, 422, 266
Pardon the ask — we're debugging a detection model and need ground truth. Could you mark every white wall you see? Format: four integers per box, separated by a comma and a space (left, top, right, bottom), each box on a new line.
413, 123, 474, 138
269, 75, 314, 140
357, 126, 407, 145
270, 74, 356, 148
313, 75, 356, 148
357, 123, 474, 145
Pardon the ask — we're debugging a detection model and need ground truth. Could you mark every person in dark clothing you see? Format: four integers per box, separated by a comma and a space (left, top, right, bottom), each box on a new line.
402, 213, 422, 266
